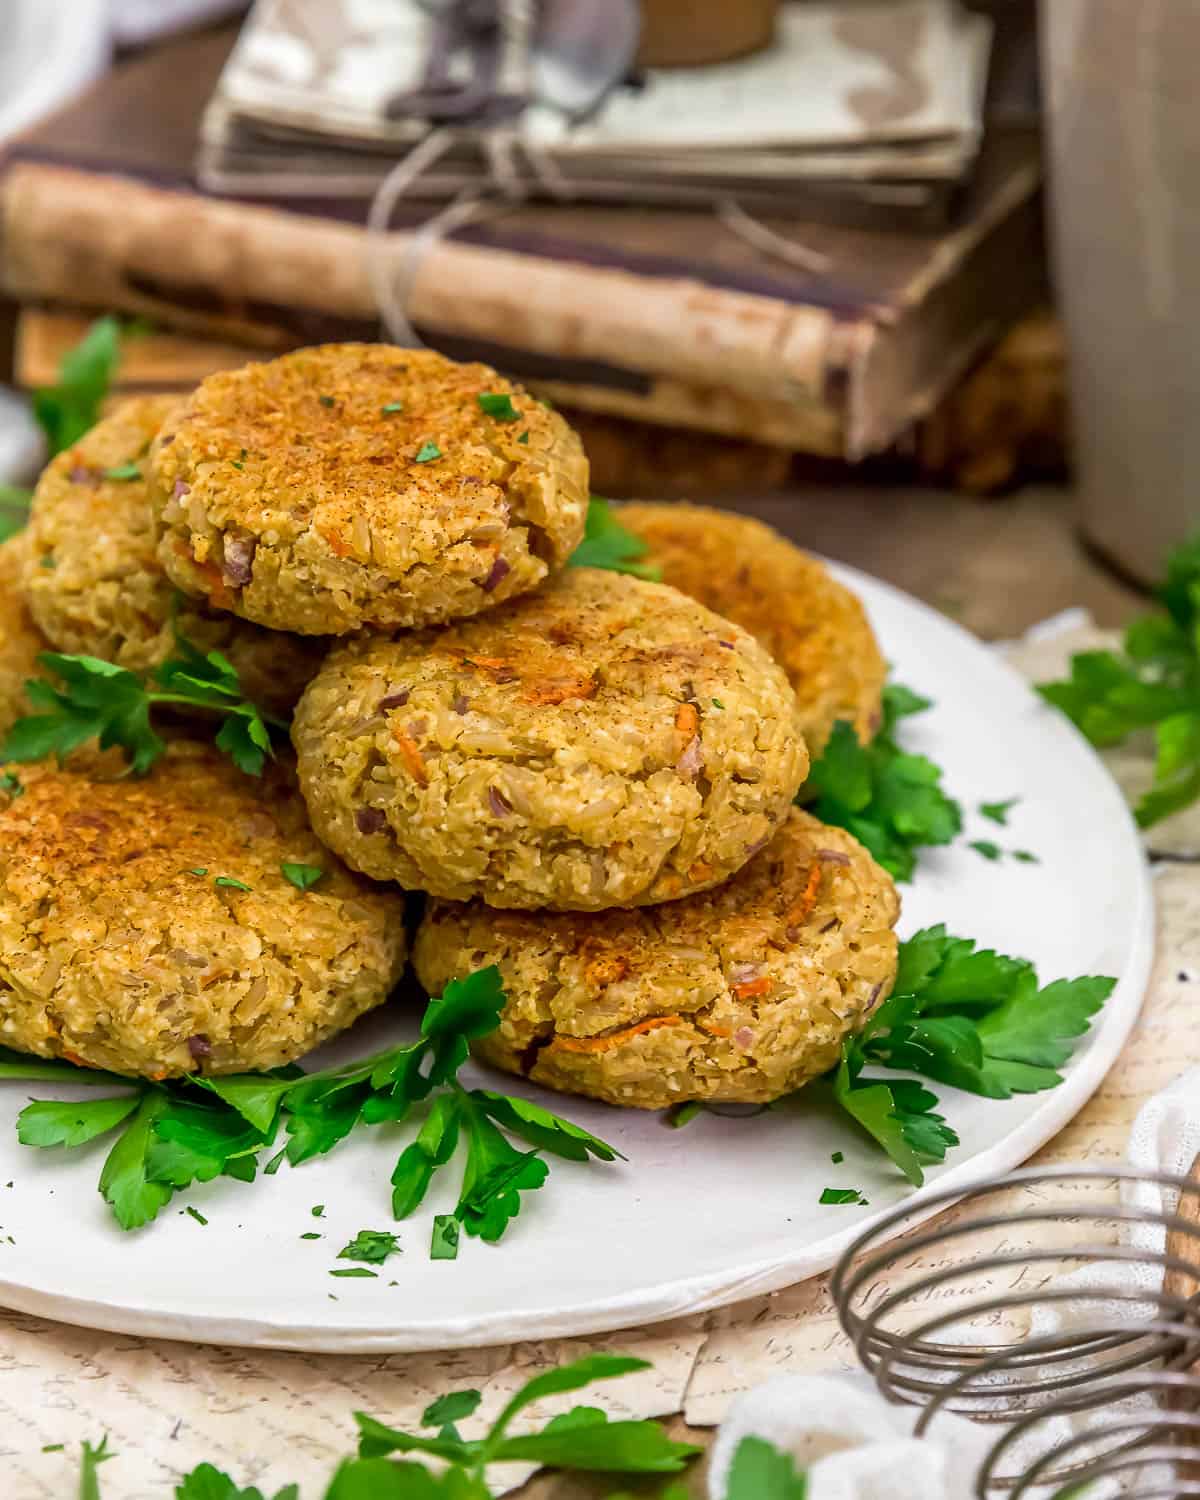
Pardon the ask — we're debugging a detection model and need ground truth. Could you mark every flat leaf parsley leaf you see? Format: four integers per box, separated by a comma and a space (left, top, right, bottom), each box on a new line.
32, 316, 122, 456
804, 682, 962, 881
281, 862, 324, 891
1038, 531, 1200, 825
568, 498, 662, 580
831, 924, 1114, 1183
0, 635, 283, 778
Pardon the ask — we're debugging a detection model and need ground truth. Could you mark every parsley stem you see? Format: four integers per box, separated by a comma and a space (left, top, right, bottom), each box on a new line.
145, 693, 290, 732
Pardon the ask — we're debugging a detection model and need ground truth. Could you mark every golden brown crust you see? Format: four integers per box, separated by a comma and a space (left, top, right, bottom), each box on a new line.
0, 533, 47, 742
0, 741, 408, 1078
413, 809, 900, 1109
24, 397, 328, 719
292, 567, 808, 910
620, 502, 886, 752
150, 345, 589, 635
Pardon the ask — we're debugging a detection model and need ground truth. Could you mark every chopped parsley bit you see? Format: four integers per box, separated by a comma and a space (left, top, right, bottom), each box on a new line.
318, 395, 336, 408
980, 798, 1019, 825
1013, 849, 1040, 864
184, 1206, 208, 1226
477, 392, 520, 422
820, 1187, 866, 1205
300, 1231, 321, 1241
239, 448, 247, 460
969, 840, 1003, 861
311, 1204, 325, 1218
41, 1444, 65, 1453
330, 1266, 377, 1278
39, 555, 56, 569
666, 1102, 703, 1128
186, 867, 208, 877
711, 698, 726, 710
831, 1151, 844, 1164
338, 1228, 401, 1264
431, 1214, 460, 1260
517, 430, 530, 444
281, 861, 324, 892
381, 401, 404, 414
414, 442, 442, 464
230, 460, 244, 470
102, 462, 141, 482
0, 772, 22, 798
213, 875, 252, 892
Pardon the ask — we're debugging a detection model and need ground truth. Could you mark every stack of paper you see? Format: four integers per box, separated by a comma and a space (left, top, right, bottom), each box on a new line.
199, 0, 993, 217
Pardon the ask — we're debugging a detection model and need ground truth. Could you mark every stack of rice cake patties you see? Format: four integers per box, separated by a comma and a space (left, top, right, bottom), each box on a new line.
0, 344, 899, 1106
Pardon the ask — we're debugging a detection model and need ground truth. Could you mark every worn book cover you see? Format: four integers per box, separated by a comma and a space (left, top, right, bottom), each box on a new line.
0, 21, 1043, 459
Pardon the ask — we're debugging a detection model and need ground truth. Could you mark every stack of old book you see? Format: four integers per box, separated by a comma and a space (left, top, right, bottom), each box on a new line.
0, 0, 1046, 478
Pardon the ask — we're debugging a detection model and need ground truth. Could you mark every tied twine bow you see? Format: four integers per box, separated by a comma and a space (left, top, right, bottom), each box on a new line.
368, 0, 829, 347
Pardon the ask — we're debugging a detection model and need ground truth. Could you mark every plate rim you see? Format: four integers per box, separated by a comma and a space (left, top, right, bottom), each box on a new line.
0, 564, 1156, 1351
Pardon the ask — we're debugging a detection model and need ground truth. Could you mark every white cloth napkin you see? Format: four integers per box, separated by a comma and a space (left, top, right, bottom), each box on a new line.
708, 1065, 1200, 1499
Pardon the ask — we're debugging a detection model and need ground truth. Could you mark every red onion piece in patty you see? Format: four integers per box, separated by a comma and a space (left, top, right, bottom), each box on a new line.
677, 735, 704, 779
379, 690, 410, 710
729, 962, 763, 985
69, 465, 102, 487
173, 478, 190, 499
222, 536, 256, 587
488, 786, 513, 816
451, 693, 470, 715
187, 1034, 212, 1060
356, 807, 387, 834
482, 555, 511, 592
817, 848, 851, 866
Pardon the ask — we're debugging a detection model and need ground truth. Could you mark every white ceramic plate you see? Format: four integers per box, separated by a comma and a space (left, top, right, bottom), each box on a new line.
0, 566, 1154, 1351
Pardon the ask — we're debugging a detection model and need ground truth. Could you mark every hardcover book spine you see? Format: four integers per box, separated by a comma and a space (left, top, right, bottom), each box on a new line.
0, 162, 852, 453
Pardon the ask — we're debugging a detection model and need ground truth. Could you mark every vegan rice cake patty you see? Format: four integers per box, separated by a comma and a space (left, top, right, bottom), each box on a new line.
0, 740, 408, 1079
414, 809, 899, 1109
292, 567, 808, 909
24, 397, 327, 719
150, 344, 589, 636
0, 533, 48, 741
621, 503, 886, 752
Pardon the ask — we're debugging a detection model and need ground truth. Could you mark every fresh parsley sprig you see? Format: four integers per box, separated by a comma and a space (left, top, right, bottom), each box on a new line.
832, 924, 1115, 1184
62, 1355, 702, 1498
1, 635, 283, 777
804, 682, 962, 881
569, 498, 662, 580
1039, 532, 1200, 826
7, 969, 620, 1253
32, 315, 123, 457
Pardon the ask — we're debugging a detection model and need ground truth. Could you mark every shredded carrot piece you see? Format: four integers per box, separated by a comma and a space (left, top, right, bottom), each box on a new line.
391, 727, 429, 786
551, 1015, 683, 1053
523, 675, 596, 706
175, 542, 233, 609
462, 655, 516, 678
318, 525, 352, 558
62, 1051, 89, 1068
675, 702, 699, 737
688, 861, 714, 883
698, 1022, 732, 1038
583, 953, 628, 988
731, 976, 772, 1001
785, 862, 822, 933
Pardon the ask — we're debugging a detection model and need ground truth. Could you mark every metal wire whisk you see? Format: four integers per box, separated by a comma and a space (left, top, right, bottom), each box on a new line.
830, 1159, 1200, 1496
